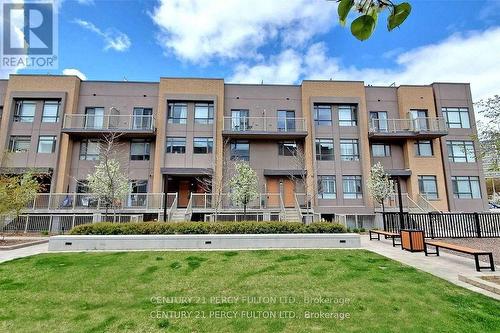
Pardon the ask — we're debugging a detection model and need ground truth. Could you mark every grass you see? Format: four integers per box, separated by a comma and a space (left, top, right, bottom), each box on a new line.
0, 250, 498, 332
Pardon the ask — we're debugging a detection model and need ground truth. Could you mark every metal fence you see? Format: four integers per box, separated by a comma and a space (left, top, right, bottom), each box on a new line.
383, 212, 500, 238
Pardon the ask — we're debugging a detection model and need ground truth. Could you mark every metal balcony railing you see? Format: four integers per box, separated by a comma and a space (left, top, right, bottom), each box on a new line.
223, 116, 306, 133
369, 117, 447, 134
63, 114, 155, 131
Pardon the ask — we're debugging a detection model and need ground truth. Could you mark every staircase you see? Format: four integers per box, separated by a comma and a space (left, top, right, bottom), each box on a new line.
169, 209, 187, 222
283, 208, 301, 222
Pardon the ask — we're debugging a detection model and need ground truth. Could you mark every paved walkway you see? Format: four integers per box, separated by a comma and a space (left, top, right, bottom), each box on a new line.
0, 243, 49, 264
361, 235, 499, 300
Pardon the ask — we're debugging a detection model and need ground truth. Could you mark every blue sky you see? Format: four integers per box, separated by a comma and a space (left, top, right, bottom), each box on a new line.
14, 0, 500, 100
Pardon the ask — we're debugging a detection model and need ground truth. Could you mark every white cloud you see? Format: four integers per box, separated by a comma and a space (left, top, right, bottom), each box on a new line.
77, 0, 95, 5
62, 68, 87, 80
74, 19, 131, 52
150, 0, 336, 63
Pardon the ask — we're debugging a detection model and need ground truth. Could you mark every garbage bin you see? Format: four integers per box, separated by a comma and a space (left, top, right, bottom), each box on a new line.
400, 229, 425, 252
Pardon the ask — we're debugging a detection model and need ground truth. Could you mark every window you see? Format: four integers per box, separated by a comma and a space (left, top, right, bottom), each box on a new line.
37, 136, 56, 153
315, 139, 334, 161
133, 108, 152, 130
193, 137, 213, 154
318, 175, 336, 199
277, 110, 296, 131
130, 140, 150, 160
314, 104, 332, 126
452, 176, 481, 199
409, 109, 428, 130
84, 107, 104, 128
76, 180, 98, 207
338, 105, 357, 126
442, 107, 470, 128
447, 140, 476, 163
418, 175, 438, 200
415, 140, 433, 156
128, 180, 148, 207
340, 139, 359, 161
168, 103, 187, 124
194, 103, 214, 124
231, 109, 250, 130
369, 111, 388, 131
166, 137, 186, 154
9, 136, 31, 152
278, 141, 297, 156
79, 139, 100, 160
14, 101, 36, 122
343, 176, 362, 199
230, 140, 249, 161
372, 143, 391, 157
42, 101, 60, 122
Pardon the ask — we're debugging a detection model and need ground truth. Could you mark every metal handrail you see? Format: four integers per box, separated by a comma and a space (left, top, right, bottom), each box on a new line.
417, 194, 441, 212
369, 117, 446, 133
63, 114, 155, 131
166, 193, 178, 222
294, 193, 304, 223
184, 193, 193, 221
223, 116, 306, 132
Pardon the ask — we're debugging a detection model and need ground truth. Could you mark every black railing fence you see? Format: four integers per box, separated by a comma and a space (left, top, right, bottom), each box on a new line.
383, 212, 500, 238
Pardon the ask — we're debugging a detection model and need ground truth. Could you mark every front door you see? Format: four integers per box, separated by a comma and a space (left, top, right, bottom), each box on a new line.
281, 178, 295, 208
178, 180, 191, 207
266, 177, 295, 208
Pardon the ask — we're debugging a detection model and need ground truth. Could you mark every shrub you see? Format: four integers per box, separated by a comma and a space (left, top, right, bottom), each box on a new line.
70, 221, 347, 235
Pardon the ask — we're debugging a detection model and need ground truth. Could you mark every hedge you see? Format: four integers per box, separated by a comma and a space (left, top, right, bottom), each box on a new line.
70, 221, 347, 235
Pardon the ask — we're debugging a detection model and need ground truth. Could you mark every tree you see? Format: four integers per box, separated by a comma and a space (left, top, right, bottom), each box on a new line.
475, 95, 500, 175
367, 162, 394, 213
229, 162, 259, 220
337, 0, 412, 41
287, 143, 315, 218
86, 133, 129, 222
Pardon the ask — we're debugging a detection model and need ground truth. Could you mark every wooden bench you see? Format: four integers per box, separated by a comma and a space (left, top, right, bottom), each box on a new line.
369, 230, 401, 247
424, 240, 495, 272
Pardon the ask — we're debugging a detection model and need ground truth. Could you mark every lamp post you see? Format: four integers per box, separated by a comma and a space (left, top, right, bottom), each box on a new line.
395, 177, 404, 230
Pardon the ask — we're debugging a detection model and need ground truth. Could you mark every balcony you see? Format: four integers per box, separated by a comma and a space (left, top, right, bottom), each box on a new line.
222, 116, 307, 139
62, 114, 156, 138
368, 117, 447, 140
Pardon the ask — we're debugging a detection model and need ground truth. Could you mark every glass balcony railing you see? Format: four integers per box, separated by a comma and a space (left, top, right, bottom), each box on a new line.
63, 114, 155, 131
223, 116, 306, 134
369, 117, 447, 138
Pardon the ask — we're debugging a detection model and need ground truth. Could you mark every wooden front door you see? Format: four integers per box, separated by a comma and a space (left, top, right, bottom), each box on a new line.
266, 177, 280, 208
178, 180, 190, 207
282, 179, 295, 208
266, 177, 295, 208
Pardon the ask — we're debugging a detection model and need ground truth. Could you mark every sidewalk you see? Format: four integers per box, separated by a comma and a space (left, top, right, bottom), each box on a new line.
361, 235, 499, 300
0, 243, 49, 264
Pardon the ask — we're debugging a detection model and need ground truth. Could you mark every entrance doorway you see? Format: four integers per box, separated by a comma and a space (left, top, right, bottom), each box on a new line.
165, 175, 210, 208
266, 177, 295, 208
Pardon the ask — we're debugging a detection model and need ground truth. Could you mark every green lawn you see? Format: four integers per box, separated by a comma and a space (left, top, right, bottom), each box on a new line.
0, 250, 498, 333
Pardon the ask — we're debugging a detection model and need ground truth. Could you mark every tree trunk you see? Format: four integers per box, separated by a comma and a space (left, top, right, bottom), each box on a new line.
243, 203, 247, 221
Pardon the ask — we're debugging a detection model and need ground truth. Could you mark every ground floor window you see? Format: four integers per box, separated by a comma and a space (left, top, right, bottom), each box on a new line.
418, 175, 438, 199
343, 175, 362, 199
451, 176, 481, 199
317, 175, 336, 199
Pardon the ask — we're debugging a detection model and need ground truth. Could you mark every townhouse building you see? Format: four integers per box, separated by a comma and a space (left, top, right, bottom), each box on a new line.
0, 75, 489, 227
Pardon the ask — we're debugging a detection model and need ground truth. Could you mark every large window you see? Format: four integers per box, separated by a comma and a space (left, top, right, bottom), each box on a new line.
452, 176, 481, 199
133, 108, 152, 130
37, 136, 56, 153
278, 141, 297, 156
415, 140, 433, 156
84, 107, 104, 129
340, 139, 359, 161
343, 176, 362, 199
314, 104, 332, 126
128, 180, 148, 207
193, 137, 213, 154
14, 101, 36, 122
447, 140, 475, 163
230, 140, 250, 161
166, 137, 186, 154
418, 175, 438, 200
318, 175, 336, 199
9, 136, 31, 152
442, 107, 470, 128
371, 143, 391, 157
130, 140, 150, 160
369, 111, 388, 131
315, 139, 334, 161
42, 101, 60, 122
231, 109, 250, 131
194, 103, 214, 124
79, 139, 100, 160
338, 105, 357, 126
168, 103, 187, 124
277, 110, 296, 131
409, 109, 428, 130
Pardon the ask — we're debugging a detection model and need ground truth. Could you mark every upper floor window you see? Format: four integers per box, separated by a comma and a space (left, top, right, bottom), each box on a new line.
277, 110, 296, 132
231, 109, 250, 130
42, 101, 60, 123
79, 139, 100, 160
14, 101, 36, 122
415, 140, 433, 156
133, 108, 153, 130
409, 109, 428, 130
278, 141, 297, 156
343, 175, 362, 199
85, 107, 104, 129
315, 139, 334, 161
371, 143, 391, 157
230, 140, 249, 161
37, 136, 56, 153
166, 137, 186, 154
452, 176, 481, 199
314, 105, 332, 126
442, 107, 470, 129
340, 139, 359, 161
338, 105, 357, 126
418, 175, 438, 200
447, 140, 475, 163
369, 111, 388, 131
168, 103, 187, 124
9, 136, 31, 152
193, 137, 213, 154
318, 175, 336, 199
194, 103, 214, 124
130, 139, 150, 161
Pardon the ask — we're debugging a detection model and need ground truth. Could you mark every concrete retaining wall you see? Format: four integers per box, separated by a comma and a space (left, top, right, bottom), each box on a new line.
48, 233, 360, 251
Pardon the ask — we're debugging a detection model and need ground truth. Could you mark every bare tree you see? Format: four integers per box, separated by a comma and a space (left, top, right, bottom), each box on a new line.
287, 142, 316, 217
